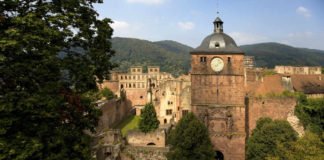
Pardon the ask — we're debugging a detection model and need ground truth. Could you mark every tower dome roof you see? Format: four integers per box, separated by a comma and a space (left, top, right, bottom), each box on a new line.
191, 17, 243, 54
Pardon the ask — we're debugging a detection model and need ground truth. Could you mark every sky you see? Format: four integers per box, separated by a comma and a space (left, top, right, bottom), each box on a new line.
94, 0, 324, 50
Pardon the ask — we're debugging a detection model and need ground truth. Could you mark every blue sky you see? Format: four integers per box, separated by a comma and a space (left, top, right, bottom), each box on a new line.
94, 0, 324, 50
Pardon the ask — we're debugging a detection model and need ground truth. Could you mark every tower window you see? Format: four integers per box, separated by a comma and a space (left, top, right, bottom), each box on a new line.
215, 42, 220, 48
200, 57, 207, 63
228, 57, 231, 63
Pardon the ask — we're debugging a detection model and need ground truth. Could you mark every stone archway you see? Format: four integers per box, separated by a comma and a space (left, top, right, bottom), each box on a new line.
147, 142, 156, 146
215, 150, 224, 160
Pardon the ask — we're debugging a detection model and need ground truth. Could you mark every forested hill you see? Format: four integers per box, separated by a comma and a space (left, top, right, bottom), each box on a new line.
111, 37, 324, 76
111, 37, 192, 76
240, 42, 324, 67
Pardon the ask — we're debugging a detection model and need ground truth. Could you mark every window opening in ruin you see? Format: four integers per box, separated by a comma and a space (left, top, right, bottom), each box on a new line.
129, 84, 131, 88
133, 83, 136, 88
120, 76, 123, 80
166, 109, 172, 115
147, 142, 156, 146
140, 96, 143, 99
182, 110, 189, 116
164, 119, 167, 124
228, 57, 231, 63
104, 152, 112, 157
121, 84, 124, 89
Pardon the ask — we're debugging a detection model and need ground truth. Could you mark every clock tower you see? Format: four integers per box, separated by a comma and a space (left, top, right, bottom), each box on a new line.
191, 17, 246, 160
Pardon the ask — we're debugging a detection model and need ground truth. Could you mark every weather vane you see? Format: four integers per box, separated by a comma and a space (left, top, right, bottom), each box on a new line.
216, 0, 220, 15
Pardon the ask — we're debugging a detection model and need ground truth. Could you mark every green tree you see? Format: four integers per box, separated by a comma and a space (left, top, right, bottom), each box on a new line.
246, 117, 298, 160
0, 1, 115, 159
101, 87, 115, 100
139, 103, 159, 133
167, 112, 214, 160
267, 131, 324, 160
295, 97, 324, 134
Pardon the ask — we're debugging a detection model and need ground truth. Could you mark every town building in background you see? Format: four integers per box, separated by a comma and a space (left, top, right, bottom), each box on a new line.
275, 65, 322, 75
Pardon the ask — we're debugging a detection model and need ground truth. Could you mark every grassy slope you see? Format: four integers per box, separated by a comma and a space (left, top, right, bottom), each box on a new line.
115, 115, 140, 136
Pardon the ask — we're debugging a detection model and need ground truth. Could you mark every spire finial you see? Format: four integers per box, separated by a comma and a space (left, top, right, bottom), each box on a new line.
216, 0, 220, 15
214, 0, 223, 33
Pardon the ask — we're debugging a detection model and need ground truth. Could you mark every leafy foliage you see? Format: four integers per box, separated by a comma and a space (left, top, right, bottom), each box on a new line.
295, 97, 324, 134
246, 118, 298, 160
167, 113, 214, 160
0, 0, 115, 159
139, 103, 159, 133
267, 131, 324, 160
101, 87, 115, 100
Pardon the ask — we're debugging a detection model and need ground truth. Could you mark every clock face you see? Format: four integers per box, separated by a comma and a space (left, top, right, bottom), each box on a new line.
210, 58, 224, 72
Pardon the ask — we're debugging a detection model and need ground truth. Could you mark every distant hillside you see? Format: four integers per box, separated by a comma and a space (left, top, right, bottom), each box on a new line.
241, 42, 324, 68
111, 37, 192, 76
111, 37, 324, 75
154, 40, 193, 54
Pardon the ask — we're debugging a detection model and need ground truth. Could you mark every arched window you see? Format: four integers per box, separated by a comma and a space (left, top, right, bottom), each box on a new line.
215, 42, 220, 48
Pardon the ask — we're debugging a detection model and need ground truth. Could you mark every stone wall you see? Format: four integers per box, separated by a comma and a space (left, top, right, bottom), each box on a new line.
126, 129, 166, 147
122, 146, 169, 160
248, 97, 297, 133
99, 81, 119, 94
94, 130, 124, 160
193, 105, 246, 160
97, 99, 133, 131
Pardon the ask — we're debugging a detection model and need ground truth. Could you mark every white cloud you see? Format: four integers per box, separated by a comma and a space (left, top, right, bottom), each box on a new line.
111, 20, 130, 30
228, 32, 269, 45
296, 6, 311, 18
177, 21, 195, 31
126, 0, 165, 5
